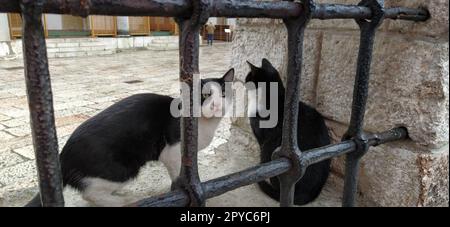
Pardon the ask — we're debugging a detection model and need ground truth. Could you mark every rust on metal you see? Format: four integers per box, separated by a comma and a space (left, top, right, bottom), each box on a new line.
20, 0, 64, 207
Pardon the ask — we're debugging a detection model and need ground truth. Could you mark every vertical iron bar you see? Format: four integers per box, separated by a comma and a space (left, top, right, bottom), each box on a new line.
272, 0, 314, 207
20, 0, 64, 207
342, 0, 384, 207
173, 0, 210, 207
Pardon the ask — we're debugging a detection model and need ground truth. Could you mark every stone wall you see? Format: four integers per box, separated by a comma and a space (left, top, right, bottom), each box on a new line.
230, 0, 448, 207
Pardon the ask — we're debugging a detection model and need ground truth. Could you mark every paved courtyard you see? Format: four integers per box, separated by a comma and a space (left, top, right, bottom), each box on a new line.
0, 43, 344, 207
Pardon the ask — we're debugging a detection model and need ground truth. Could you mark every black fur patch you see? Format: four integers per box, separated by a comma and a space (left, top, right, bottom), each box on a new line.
246, 59, 331, 205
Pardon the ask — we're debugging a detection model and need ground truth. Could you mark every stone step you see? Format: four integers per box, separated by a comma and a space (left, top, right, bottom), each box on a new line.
46, 42, 107, 48
47, 50, 116, 58
50, 45, 115, 53
43, 38, 115, 58
3, 36, 181, 59
146, 43, 178, 51
45, 38, 98, 43
79, 41, 110, 47
151, 38, 178, 44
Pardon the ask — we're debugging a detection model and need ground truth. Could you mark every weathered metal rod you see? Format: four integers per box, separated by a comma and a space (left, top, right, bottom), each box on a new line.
131, 159, 291, 207
341, 0, 386, 207
20, 0, 64, 207
0, 1, 429, 21
131, 127, 407, 207
273, 0, 312, 208
172, 0, 209, 207
314, 4, 429, 21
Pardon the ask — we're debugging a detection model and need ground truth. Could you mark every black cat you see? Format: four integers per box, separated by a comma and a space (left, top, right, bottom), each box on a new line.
245, 59, 331, 205
26, 69, 234, 207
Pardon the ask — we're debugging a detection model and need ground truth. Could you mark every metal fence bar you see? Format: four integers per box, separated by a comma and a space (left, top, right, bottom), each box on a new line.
341, 0, 385, 207
172, 0, 210, 207
0, 0, 429, 21
270, 0, 314, 207
132, 159, 291, 207
131, 127, 407, 207
313, 4, 428, 21
20, 0, 64, 207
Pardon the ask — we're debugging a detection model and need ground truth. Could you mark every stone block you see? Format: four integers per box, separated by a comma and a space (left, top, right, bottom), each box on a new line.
327, 120, 449, 207
56, 42, 79, 48
387, 0, 449, 41
12, 145, 34, 160
0, 149, 25, 169
58, 47, 79, 53
117, 37, 133, 49
316, 32, 449, 147
133, 37, 145, 47
5, 126, 30, 137
0, 161, 36, 186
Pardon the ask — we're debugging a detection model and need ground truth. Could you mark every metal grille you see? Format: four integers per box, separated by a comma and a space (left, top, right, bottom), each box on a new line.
0, 0, 429, 207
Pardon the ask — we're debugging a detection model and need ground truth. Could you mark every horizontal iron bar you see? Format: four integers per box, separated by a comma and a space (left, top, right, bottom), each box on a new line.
129, 127, 407, 207
368, 127, 408, 146
130, 159, 291, 207
0, 0, 429, 21
203, 158, 291, 199
314, 5, 429, 21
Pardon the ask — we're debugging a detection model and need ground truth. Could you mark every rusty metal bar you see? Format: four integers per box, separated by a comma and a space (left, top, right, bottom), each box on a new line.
20, 0, 64, 207
131, 127, 407, 207
0, 0, 429, 21
132, 159, 291, 207
171, 0, 210, 207
313, 4, 428, 21
270, 0, 314, 207
341, 0, 385, 207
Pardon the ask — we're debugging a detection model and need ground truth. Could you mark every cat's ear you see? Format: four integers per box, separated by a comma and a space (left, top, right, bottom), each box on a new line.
222, 68, 235, 82
247, 60, 259, 73
261, 58, 275, 71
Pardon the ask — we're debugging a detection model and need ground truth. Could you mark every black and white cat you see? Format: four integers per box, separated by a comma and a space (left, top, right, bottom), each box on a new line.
26, 69, 235, 207
245, 59, 331, 205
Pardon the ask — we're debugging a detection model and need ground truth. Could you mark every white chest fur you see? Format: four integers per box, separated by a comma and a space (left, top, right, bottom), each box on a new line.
158, 117, 222, 181
247, 87, 265, 117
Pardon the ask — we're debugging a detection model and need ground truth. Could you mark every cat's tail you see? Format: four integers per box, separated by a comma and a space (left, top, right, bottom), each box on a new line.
24, 194, 42, 207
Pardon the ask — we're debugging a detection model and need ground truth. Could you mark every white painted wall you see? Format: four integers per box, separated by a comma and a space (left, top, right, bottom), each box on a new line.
0, 13, 10, 41
117, 16, 130, 35
45, 14, 63, 30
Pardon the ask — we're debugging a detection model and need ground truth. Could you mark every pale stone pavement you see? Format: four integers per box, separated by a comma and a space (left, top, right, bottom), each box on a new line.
0, 43, 343, 207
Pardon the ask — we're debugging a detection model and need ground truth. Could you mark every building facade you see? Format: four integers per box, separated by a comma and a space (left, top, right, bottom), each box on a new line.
0, 14, 236, 58
0, 13, 236, 40
1, 14, 178, 40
